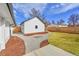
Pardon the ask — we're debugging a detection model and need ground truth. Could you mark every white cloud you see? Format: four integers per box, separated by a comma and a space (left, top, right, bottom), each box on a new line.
49, 3, 79, 14
55, 4, 60, 8
13, 3, 46, 18
60, 4, 79, 13
13, 9, 17, 14
60, 3, 67, 6
51, 6, 55, 9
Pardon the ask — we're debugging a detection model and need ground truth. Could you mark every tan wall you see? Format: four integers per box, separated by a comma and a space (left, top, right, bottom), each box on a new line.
13, 26, 21, 33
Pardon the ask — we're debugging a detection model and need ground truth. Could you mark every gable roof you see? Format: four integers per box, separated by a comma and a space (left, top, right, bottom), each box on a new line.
20, 16, 49, 26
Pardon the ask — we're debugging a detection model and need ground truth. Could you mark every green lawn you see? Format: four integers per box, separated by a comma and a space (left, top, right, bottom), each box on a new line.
48, 32, 79, 55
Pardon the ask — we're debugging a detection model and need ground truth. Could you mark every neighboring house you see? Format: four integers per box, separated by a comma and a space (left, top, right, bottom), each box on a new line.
0, 3, 15, 51
58, 25, 68, 27
20, 16, 48, 35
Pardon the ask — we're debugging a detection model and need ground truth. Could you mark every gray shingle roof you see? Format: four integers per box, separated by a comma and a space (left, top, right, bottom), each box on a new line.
20, 16, 49, 26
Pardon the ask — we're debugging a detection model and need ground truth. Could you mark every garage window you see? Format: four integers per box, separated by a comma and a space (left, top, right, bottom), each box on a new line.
35, 25, 38, 29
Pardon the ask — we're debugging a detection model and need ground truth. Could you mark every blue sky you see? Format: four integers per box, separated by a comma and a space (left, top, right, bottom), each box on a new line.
12, 3, 79, 25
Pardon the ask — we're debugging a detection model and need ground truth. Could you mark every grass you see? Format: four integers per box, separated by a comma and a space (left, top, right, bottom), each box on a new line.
48, 32, 79, 55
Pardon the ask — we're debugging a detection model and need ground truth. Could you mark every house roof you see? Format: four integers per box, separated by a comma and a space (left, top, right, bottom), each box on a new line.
7, 3, 16, 26
0, 3, 16, 26
20, 16, 49, 26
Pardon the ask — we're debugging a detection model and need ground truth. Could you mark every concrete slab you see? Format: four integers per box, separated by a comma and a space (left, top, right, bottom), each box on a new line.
26, 44, 74, 56
12, 33, 48, 53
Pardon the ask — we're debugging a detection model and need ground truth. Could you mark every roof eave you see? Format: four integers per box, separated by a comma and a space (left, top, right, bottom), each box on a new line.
6, 3, 16, 26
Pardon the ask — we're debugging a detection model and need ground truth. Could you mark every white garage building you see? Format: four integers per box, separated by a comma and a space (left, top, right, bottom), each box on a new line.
20, 17, 48, 35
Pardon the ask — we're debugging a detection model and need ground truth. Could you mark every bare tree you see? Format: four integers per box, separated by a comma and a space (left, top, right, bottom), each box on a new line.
68, 14, 79, 27
56, 19, 65, 25
76, 14, 79, 26
52, 20, 55, 24
29, 8, 40, 17
56, 21, 60, 25
29, 8, 49, 25
59, 19, 65, 25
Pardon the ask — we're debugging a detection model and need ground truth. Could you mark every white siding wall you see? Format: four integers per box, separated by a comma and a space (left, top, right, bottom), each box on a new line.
0, 18, 10, 51
4, 21, 10, 44
0, 24, 5, 51
5, 26, 10, 44
24, 17, 45, 34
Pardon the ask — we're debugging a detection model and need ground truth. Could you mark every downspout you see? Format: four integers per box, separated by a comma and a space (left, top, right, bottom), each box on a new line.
9, 24, 11, 37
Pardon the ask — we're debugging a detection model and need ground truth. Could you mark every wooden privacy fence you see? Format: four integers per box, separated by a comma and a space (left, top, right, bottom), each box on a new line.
47, 27, 79, 34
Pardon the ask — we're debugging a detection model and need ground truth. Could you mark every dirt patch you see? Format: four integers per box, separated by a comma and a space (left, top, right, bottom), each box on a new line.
40, 40, 48, 48
0, 36, 25, 56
